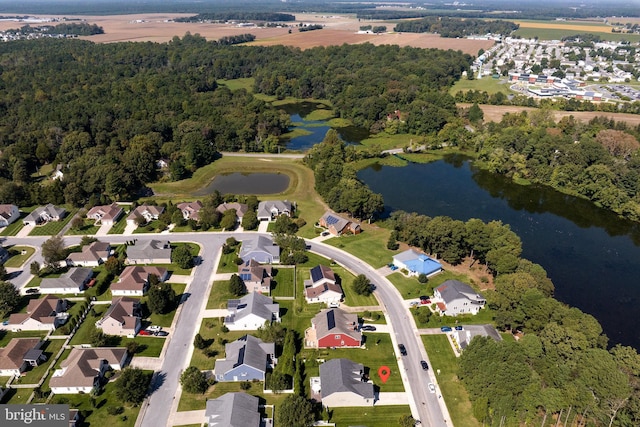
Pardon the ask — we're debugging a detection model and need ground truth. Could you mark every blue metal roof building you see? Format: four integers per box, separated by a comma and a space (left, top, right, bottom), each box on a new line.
392, 249, 443, 277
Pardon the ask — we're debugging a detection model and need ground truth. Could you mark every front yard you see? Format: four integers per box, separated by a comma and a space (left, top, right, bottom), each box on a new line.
28, 208, 78, 236
2, 245, 36, 267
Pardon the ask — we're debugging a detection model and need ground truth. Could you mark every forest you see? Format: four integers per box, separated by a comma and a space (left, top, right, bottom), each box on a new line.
0, 36, 470, 208
387, 210, 640, 426
393, 17, 519, 38
174, 12, 295, 22
6, 22, 104, 36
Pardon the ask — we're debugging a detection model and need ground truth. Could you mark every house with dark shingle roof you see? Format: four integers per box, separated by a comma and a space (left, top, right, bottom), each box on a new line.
23, 204, 66, 226
95, 297, 141, 337
50, 347, 127, 394
304, 265, 343, 304
66, 241, 111, 267
319, 211, 361, 236
224, 292, 280, 331
126, 239, 172, 264
0, 204, 19, 227
8, 295, 69, 331
214, 335, 275, 382
86, 203, 124, 226
239, 235, 280, 264
319, 358, 374, 407
205, 392, 262, 427
0, 338, 45, 377
256, 200, 292, 222
305, 308, 361, 349
39, 268, 93, 294
237, 259, 272, 294
111, 266, 168, 296
434, 279, 486, 316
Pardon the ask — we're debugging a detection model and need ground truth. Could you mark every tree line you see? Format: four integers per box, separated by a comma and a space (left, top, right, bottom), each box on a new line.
174, 12, 296, 23
7, 22, 104, 36
394, 17, 519, 38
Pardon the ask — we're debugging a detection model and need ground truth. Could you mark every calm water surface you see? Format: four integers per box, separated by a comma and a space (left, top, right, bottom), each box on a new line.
359, 155, 640, 349
194, 172, 290, 196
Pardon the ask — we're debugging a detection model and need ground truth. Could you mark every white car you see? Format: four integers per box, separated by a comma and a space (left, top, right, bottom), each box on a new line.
428, 383, 436, 393
147, 325, 162, 332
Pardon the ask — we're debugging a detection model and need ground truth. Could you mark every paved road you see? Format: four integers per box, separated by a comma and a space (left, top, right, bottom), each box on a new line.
2, 232, 451, 426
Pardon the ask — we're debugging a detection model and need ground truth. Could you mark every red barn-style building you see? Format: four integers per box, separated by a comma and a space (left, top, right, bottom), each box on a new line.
305, 308, 361, 349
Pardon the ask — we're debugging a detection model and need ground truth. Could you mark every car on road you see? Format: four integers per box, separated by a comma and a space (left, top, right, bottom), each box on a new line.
440, 326, 452, 332
455, 326, 463, 331
138, 329, 152, 336
398, 344, 407, 356
154, 331, 169, 337
361, 325, 377, 331
420, 360, 429, 370
428, 383, 436, 393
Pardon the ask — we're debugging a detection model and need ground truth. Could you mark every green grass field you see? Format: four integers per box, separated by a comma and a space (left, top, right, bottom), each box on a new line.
144, 283, 186, 328
28, 209, 77, 236
330, 405, 412, 426
65, 218, 100, 235
2, 246, 35, 268
206, 280, 236, 310
0, 215, 26, 236
323, 229, 398, 269
190, 318, 246, 370
450, 76, 514, 95
422, 335, 481, 427
107, 216, 128, 234
216, 249, 241, 274
270, 267, 295, 298
0, 330, 48, 347
514, 27, 640, 42
12, 339, 65, 385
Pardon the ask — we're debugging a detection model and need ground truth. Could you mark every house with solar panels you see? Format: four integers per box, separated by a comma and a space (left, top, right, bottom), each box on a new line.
224, 292, 280, 331
213, 335, 275, 382
237, 259, 272, 294
304, 265, 343, 304
319, 211, 361, 236
392, 249, 443, 278
305, 308, 361, 348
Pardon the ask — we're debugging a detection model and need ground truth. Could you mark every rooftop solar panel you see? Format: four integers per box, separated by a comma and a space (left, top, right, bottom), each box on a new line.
327, 309, 336, 330
310, 266, 323, 283
326, 215, 339, 225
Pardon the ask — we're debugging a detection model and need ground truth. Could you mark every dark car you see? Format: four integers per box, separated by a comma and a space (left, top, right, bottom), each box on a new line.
419, 295, 431, 304
455, 326, 464, 331
398, 344, 407, 356
440, 326, 452, 332
154, 331, 169, 337
25, 288, 40, 294
420, 360, 429, 370
361, 325, 377, 332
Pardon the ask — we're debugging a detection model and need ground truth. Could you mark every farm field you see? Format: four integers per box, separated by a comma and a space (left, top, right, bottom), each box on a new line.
458, 103, 640, 126
512, 19, 640, 42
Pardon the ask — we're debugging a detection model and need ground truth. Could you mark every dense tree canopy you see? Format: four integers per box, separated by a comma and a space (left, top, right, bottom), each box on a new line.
114, 368, 152, 405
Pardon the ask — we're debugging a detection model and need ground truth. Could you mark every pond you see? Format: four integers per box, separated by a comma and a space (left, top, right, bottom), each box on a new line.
279, 102, 369, 151
358, 155, 640, 349
193, 172, 290, 196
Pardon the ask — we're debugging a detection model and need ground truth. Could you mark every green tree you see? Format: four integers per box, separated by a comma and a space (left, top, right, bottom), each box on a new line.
278, 395, 315, 427
180, 366, 208, 394
114, 368, 151, 405
219, 209, 237, 230
228, 274, 246, 296
398, 415, 416, 427
0, 281, 21, 318
241, 210, 259, 230
104, 256, 124, 276
194, 333, 207, 350
30, 261, 41, 276
468, 103, 484, 122
147, 281, 176, 314
273, 215, 298, 235
41, 235, 67, 268
352, 274, 371, 296
172, 245, 194, 269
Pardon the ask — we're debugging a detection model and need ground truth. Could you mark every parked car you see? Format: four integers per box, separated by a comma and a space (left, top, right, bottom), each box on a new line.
328, 302, 340, 308
398, 344, 407, 356
361, 325, 377, 332
440, 326, 452, 332
428, 383, 436, 393
154, 331, 169, 337
409, 301, 419, 306
419, 295, 431, 304
25, 288, 40, 294
390, 265, 398, 271
138, 330, 152, 336
147, 325, 162, 332
420, 360, 429, 370
321, 231, 330, 237
455, 326, 463, 331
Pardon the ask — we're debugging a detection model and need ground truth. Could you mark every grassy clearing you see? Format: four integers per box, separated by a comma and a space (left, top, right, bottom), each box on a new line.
216, 250, 241, 273
450, 76, 513, 96
358, 132, 421, 151
323, 228, 398, 269
413, 305, 495, 329
387, 270, 472, 300
270, 267, 295, 298
3, 388, 33, 404
28, 209, 77, 236
422, 334, 480, 427
330, 405, 411, 426
206, 280, 236, 310
514, 27, 640, 42
65, 218, 100, 236
122, 337, 165, 357
69, 304, 107, 345
3, 245, 36, 268
133, 219, 166, 234
148, 156, 327, 240
178, 379, 289, 412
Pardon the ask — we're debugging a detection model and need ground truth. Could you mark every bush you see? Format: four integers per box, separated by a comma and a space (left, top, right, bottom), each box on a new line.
226, 237, 238, 247
234, 257, 244, 265
418, 273, 428, 283
222, 244, 235, 255
240, 381, 251, 390
107, 406, 124, 416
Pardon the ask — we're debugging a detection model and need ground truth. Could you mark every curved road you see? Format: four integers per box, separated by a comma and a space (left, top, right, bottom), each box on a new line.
1, 232, 450, 427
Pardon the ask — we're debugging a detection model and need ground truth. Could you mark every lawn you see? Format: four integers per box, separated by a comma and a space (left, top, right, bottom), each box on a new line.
65, 218, 100, 236
2, 387, 33, 404
270, 266, 295, 298
450, 76, 514, 96
206, 280, 236, 310
107, 216, 128, 234
28, 208, 77, 236
0, 330, 48, 347
178, 379, 289, 412
2, 245, 36, 268
12, 339, 65, 385
133, 219, 166, 234
422, 335, 480, 427
49, 373, 149, 427
278, 299, 321, 340
513, 27, 640, 42
217, 77, 254, 92
0, 215, 26, 236
52, 300, 87, 336
121, 337, 165, 357
190, 318, 247, 370
323, 228, 398, 269
330, 405, 412, 426
388, 270, 472, 300
412, 305, 495, 329
143, 283, 186, 328
69, 304, 107, 346
217, 247, 242, 274
147, 156, 327, 240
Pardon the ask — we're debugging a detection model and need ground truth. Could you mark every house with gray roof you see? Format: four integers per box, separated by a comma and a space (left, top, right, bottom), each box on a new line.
177, 201, 203, 222
239, 235, 280, 264
214, 335, 275, 382
224, 292, 280, 331
0, 204, 19, 227
434, 280, 486, 316
205, 392, 262, 427
126, 239, 172, 264
23, 204, 66, 226
319, 358, 374, 407
452, 325, 502, 352
66, 241, 111, 267
87, 203, 124, 226
256, 200, 292, 222
39, 268, 93, 294
305, 308, 360, 349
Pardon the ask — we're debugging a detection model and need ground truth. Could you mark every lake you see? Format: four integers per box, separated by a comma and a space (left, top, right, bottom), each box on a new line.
280, 102, 369, 151
193, 172, 290, 196
358, 155, 640, 349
